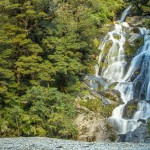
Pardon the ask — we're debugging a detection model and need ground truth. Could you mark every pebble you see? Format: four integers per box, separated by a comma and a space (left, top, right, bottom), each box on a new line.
0, 137, 150, 150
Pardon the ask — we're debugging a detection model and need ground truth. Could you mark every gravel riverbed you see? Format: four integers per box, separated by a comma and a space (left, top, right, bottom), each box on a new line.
0, 137, 150, 150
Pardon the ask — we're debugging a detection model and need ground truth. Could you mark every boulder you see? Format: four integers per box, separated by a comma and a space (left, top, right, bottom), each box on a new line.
122, 99, 150, 119
118, 122, 150, 143
122, 99, 138, 119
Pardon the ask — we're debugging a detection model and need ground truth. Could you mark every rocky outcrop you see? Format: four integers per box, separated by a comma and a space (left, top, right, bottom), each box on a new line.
74, 104, 117, 142
74, 81, 123, 142
126, 16, 150, 27
98, 89, 122, 104
118, 122, 150, 143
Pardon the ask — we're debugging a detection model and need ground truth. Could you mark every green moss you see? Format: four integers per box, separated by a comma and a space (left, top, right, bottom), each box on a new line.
108, 82, 118, 89
114, 34, 121, 40
147, 118, 150, 133
109, 133, 117, 142
98, 85, 105, 91
145, 19, 150, 29
125, 37, 144, 58
126, 104, 137, 119
99, 41, 112, 70
142, 6, 150, 15
80, 89, 91, 95
134, 37, 144, 50
102, 41, 113, 55
101, 104, 117, 118
99, 61, 109, 69
124, 41, 135, 57
79, 98, 103, 113
101, 90, 121, 102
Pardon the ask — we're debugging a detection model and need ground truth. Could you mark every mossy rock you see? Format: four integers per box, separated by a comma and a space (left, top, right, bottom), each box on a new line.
77, 90, 120, 118
134, 37, 144, 49
100, 104, 118, 118
132, 27, 140, 33
108, 82, 119, 89
142, 6, 150, 15
113, 34, 121, 40
99, 61, 109, 70
99, 89, 122, 103
126, 16, 150, 28
122, 99, 138, 119
78, 98, 103, 114
145, 18, 150, 29
125, 36, 144, 58
147, 117, 150, 133
102, 41, 113, 55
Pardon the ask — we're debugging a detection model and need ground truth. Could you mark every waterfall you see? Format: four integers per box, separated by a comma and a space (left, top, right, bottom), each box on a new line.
94, 6, 150, 134
119, 6, 132, 23
98, 23, 127, 84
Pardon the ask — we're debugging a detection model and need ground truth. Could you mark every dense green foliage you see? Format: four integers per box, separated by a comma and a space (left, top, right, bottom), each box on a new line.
0, 86, 77, 138
0, 0, 123, 138
126, 0, 150, 15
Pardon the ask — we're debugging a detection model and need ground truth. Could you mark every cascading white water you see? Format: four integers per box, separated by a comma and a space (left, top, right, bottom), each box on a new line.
98, 23, 127, 84
119, 6, 132, 23
95, 6, 150, 134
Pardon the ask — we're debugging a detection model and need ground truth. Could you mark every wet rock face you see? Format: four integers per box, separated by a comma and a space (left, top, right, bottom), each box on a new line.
118, 122, 150, 143
122, 99, 138, 119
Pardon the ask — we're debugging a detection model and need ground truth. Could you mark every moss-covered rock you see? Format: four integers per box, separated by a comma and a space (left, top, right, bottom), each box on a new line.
113, 34, 121, 40
125, 37, 144, 57
145, 18, 150, 29
76, 88, 122, 119
126, 16, 150, 27
124, 28, 144, 62
122, 99, 138, 119
124, 40, 136, 58
147, 117, 150, 133
108, 82, 119, 89
75, 72, 124, 141
99, 89, 122, 103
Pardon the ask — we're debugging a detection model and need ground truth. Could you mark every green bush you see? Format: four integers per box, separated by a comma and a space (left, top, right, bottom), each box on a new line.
79, 98, 103, 113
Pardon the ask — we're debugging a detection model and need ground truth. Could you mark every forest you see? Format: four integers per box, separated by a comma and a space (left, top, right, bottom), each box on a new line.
0, 0, 150, 139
